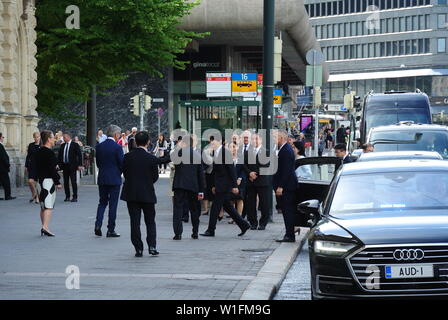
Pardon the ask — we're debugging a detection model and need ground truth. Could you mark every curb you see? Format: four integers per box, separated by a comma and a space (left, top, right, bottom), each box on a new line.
240, 228, 309, 300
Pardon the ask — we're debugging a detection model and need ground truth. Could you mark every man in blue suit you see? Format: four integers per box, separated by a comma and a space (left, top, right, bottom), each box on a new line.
273, 130, 298, 242
95, 125, 124, 237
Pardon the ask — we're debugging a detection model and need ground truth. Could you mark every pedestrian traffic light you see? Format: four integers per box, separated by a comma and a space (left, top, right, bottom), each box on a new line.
353, 95, 362, 111
130, 95, 139, 116
344, 93, 352, 110
144, 95, 152, 110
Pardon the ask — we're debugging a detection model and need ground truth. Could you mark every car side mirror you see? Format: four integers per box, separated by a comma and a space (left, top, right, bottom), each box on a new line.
298, 200, 321, 227
298, 199, 320, 214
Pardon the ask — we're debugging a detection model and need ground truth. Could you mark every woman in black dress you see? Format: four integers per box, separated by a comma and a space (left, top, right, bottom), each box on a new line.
25, 132, 40, 203
35, 130, 62, 236
228, 142, 247, 223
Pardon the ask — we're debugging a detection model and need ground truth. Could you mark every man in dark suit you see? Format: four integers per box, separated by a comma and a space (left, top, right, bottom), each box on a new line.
238, 131, 252, 220
201, 136, 251, 237
172, 135, 205, 240
95, 125, 124, 238
243, 133, 271, 230
121, 131, 160, 257
58, 133, 83, 202
335, 143, 353, 164
0, 133, 15, 200
273, 130, 298, 242
336, 125, 346, 144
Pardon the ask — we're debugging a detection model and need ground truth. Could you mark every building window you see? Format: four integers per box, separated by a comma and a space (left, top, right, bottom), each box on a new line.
425, 14, 430, 29
425, 38, 430, 53
380, 42, 385, 56
394, 18, 399, 32
412, 16, 418, 31
316, 3, 321, 16
438, 14, 447, 29
351, 22, 357, 36
339, 0, 344, 14
369, 43, 375, 57
328, 24, 333, 38
400, 17, 406, 32
310, 4, 315, 17
386, 41, 392, 56
418, 39, 424, 53
357, 21, 364, 35
323, 25, 328, 38
406, 16, 412, 31
322, 3, 327, 16
327, 2, 332, 16
419, 15, 426, 30
438, 38, 447, 53
412, 39, 418, 54
405, 40, 411, 54
399, 40, 405, 55
392, 41, 398, 55
388, 18, 393, 33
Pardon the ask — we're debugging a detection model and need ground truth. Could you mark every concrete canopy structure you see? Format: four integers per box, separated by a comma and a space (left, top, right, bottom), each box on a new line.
180, 0, 328, 84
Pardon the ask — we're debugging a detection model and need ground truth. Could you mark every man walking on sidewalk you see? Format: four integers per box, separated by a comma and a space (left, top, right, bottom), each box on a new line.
121, 131, 160, 257
94, 125, 124, 238
201, 136, 251, 238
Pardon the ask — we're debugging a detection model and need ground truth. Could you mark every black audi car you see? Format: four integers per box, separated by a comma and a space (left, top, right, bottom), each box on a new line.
296, 158, 448, 299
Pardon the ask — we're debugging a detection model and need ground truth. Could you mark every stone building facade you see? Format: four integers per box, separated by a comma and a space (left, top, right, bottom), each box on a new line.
1, 0, 39, 189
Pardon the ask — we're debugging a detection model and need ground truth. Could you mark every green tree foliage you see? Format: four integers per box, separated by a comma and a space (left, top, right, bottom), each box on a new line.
35, 0, 202, 119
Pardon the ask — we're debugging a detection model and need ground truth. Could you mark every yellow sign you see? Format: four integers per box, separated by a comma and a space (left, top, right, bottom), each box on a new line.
273, 95, 282, 105
232, 81, 257, 93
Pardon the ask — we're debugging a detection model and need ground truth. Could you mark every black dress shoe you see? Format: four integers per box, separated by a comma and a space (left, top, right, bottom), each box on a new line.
149, 247, 159, 255
200, 230, 215, 237
71, 198, 78, 202
173, 235, 182, 240
258, 225, 266, 230
135, 250, 143, 257
238, 223, 250, 237
94, 228, 102, 237
64, 198, 70, 202
106, 231, 120, 238
275, 236, 295, 243
5, 197, 16, 200
218, 216, 223, 222
191, 233, 198, 239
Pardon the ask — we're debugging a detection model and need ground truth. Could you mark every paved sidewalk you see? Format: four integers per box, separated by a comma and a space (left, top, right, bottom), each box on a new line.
0, 175, 290, 300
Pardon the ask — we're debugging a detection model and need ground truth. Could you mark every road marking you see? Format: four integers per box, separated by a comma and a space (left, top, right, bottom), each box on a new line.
1, 272, 254, 281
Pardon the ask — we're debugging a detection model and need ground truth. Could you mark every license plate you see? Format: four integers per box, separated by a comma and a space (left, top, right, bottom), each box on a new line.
385, 264, 434, 279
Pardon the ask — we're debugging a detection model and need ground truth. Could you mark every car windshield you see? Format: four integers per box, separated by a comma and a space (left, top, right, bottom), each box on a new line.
370, 130, 448, 159
366, 108, 429, 135
330, 172, 448, 216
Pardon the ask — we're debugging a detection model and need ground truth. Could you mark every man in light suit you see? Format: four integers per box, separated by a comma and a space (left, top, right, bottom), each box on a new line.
58, 132, 83, 202
273, 130, 298, 242
121, 131, 160, 257
95, 125, 124, 238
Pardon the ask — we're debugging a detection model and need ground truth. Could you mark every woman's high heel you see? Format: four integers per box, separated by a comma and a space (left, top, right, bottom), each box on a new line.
41, 228, 55, 237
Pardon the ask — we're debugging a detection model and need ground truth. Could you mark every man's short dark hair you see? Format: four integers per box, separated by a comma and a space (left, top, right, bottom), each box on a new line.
361, 143, 374, 151
135, 131, 150, 146
41, 130, 53, 144
334, 143, 347, 152
0, 132, 2, 138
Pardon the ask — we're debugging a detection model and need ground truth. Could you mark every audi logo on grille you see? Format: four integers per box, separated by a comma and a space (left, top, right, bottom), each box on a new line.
393, 249, 425, 261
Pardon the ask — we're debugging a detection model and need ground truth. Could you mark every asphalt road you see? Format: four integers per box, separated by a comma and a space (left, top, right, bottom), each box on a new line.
273, 241, 311, 300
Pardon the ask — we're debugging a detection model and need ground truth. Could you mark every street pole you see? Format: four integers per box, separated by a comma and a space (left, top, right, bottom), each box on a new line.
262, 0, 274, 153
86, 85, 97, 148
263, 0, 275, 220
139, 86, 147, 131
313, 51, 319, 157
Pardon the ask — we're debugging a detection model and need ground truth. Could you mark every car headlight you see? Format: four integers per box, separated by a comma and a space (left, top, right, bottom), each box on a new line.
314, 240, 357, 256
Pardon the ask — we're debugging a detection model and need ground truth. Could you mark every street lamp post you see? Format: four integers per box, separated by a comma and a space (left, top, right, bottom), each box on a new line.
139, 86, 147, 131
262, 0, 275, 220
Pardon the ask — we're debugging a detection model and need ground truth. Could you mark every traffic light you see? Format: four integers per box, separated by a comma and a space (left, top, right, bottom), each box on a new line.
130, 95, 139, 116
144, 95, 152, 110
353, 95, 362, 111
